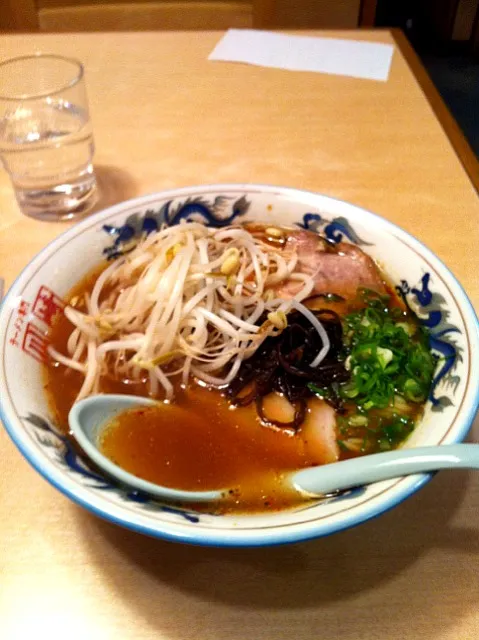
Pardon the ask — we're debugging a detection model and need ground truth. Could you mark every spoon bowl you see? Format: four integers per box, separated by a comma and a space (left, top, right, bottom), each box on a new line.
69, 394, 225, 503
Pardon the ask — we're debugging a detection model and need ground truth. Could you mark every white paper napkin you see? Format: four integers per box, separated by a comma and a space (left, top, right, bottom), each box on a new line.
209, 29, 394, 82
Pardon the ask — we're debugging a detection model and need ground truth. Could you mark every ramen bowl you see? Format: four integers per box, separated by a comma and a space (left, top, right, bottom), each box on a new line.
1, 184, 478, 546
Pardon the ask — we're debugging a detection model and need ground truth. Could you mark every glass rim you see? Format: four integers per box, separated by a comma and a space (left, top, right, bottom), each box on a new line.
0, 54, 84, 101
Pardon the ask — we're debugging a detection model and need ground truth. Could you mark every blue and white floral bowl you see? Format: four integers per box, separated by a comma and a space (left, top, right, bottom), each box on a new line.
1, 184, 478, 547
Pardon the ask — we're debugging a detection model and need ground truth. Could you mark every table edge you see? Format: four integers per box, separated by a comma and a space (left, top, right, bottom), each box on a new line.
392, 28, 479, 195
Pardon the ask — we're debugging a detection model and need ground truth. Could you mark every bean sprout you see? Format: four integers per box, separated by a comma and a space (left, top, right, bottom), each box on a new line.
49, 222, 330, 402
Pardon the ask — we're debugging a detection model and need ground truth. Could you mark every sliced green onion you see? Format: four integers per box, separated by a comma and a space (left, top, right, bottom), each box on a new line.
404, 378, 427, 403
339, 289, 434, 412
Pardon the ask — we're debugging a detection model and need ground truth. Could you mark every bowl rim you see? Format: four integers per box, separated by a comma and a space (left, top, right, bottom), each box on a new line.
1, 183, 478, 547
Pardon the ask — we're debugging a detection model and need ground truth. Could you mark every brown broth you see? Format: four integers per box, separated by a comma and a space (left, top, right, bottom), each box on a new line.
99, 387, 318, 511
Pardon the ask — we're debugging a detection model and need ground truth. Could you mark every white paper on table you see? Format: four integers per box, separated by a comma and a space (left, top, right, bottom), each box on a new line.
209, 29, 394, 82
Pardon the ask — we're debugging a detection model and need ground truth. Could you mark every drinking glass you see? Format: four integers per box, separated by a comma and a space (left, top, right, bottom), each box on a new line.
0, 54, 97, 221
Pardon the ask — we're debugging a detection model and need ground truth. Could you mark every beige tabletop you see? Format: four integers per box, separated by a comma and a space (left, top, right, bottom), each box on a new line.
1, 29, 479, 640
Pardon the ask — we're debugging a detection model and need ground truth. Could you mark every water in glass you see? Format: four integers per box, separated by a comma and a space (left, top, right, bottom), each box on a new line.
0, 99, 96, 220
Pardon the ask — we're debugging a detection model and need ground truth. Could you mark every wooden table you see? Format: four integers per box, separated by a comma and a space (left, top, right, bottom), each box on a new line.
1, 30, 478, 640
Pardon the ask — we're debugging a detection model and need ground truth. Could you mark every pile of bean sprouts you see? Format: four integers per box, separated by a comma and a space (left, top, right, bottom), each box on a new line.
49, 222, 330, 402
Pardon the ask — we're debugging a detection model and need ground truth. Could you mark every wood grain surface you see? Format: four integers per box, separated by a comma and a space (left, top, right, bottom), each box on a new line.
0, 30, 478, 640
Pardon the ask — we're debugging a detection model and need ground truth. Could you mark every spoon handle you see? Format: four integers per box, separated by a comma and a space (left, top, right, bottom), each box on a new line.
291, 444, 479, 496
